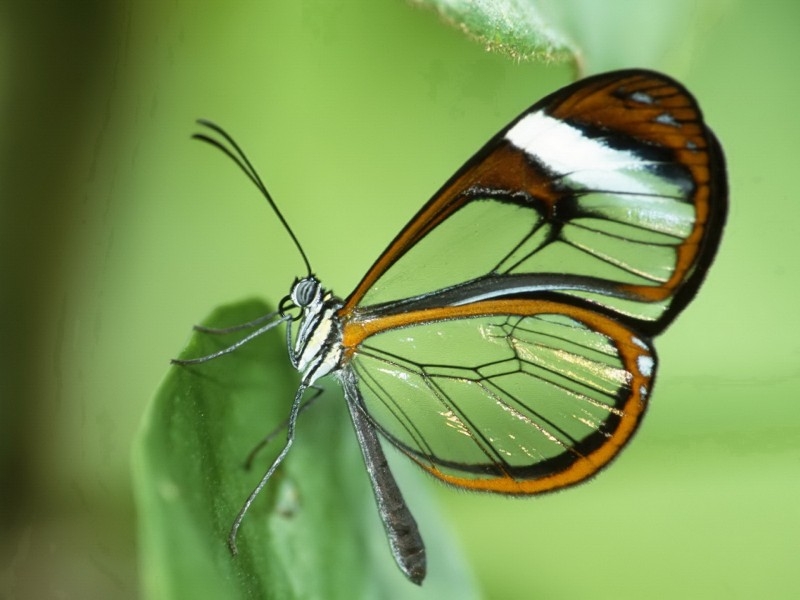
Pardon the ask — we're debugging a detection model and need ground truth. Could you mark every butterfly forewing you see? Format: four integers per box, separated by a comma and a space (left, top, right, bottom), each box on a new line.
343, 70, 726, 335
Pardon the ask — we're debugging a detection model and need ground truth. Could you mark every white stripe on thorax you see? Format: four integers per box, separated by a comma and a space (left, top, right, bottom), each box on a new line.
295, 304, 342, 384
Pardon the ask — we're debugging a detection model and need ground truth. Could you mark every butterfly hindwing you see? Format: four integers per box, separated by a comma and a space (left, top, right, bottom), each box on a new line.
341, 299, 654, 493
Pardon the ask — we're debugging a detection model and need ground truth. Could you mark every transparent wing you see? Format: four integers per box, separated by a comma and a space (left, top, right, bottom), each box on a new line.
342, 70, 726, 336
341, 299, 654, 493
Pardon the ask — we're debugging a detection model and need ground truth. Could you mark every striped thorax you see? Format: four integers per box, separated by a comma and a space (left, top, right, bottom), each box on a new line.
290, 276, 344, 385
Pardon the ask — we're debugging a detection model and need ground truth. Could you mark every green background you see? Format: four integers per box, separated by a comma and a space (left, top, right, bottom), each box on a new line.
2, 1, 798, 598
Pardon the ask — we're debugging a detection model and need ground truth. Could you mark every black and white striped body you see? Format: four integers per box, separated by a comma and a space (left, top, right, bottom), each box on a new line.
286, 275, 427, 584
289, 277, 344, 386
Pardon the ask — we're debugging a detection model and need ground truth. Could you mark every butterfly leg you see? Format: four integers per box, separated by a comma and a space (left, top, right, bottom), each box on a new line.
171, 314, 289, 365
243, 385, 325, 470
227, 382, 309, 555
192, 310, 281, 334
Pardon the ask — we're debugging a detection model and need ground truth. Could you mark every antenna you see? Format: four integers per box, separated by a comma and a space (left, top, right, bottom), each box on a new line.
193, 119, 313, 277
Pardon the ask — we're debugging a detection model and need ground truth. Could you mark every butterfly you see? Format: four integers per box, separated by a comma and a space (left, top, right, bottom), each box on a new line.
175, 69, 727, 585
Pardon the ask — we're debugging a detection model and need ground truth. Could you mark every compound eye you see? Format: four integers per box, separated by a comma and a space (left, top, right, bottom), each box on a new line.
290, 277, 319, 307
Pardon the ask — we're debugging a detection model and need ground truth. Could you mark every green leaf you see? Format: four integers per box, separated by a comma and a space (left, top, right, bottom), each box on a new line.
133, 299, 478, 599
532, 0, 719, 74
411, 0, 577, 63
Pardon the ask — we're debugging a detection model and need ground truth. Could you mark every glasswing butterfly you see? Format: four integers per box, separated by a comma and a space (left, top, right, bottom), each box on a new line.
174, 69, 727, 584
